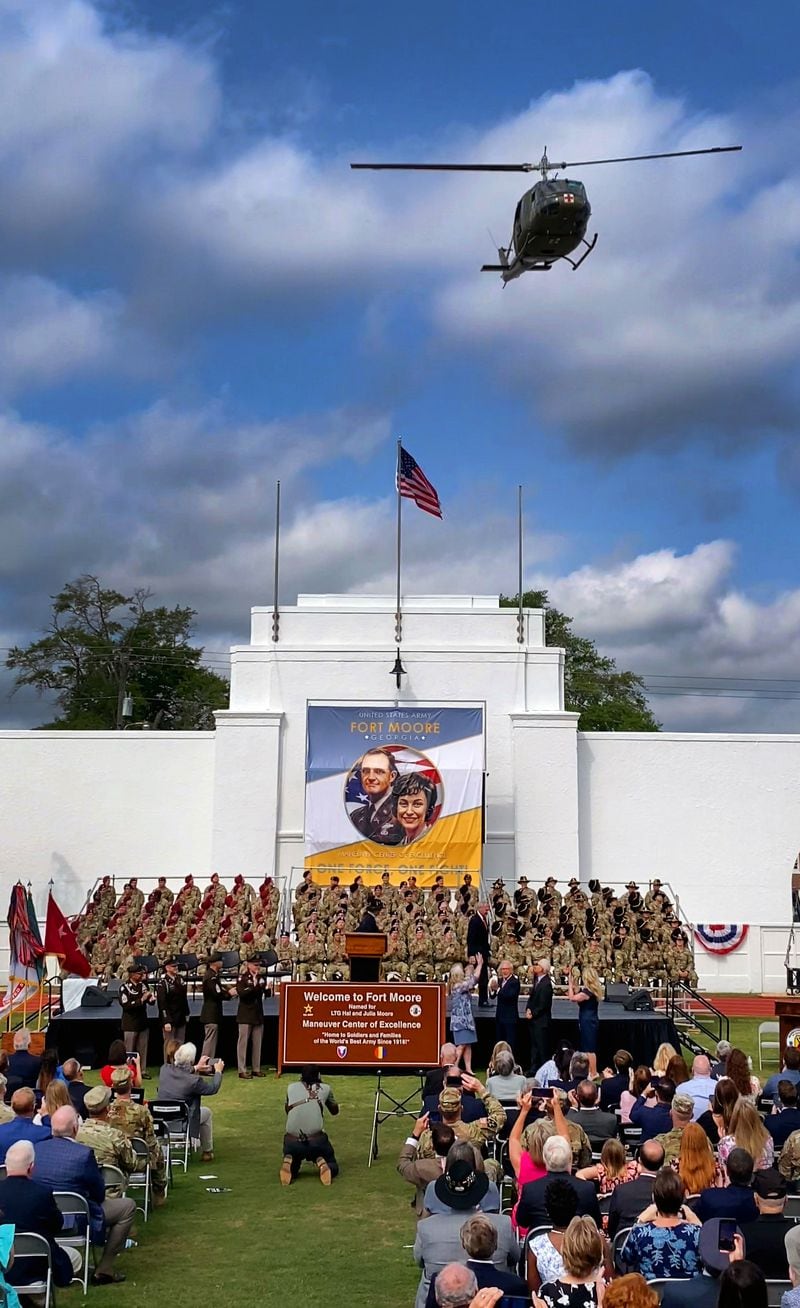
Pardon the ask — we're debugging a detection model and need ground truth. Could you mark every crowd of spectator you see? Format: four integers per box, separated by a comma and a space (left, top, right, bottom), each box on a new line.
399, 1036, 800, 1308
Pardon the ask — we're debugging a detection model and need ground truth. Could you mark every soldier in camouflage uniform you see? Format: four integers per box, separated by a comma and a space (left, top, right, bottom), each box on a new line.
275, 931, 297, 977
668, 934, 698, 988
324, 927, 350, 981
382, 926, 407, 981
407, 923, 434, 981
297, 924, 323, 980
77, 1085, 137, 1196
107, 1066, 167, 1203
416, 1082, 506, 1185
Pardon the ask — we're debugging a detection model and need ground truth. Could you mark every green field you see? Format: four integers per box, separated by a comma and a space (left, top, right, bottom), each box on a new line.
68, 1017, 776, 1308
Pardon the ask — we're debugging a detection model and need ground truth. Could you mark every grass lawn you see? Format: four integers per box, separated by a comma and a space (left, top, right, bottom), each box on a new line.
71, 1018, 781, 1308
72, 1071, 425, 1308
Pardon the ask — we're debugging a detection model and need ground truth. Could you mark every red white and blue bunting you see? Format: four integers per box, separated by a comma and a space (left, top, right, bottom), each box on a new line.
694, 924, 749, 955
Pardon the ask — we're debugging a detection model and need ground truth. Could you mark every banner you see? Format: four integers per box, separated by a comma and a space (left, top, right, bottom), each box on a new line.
305, 705, 484, 885
694, 924, 749, 955
7, 882, 45, 996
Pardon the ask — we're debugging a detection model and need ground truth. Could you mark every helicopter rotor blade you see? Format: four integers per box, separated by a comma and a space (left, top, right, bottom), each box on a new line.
350, 162, 535, 172
546, 146, 742, 170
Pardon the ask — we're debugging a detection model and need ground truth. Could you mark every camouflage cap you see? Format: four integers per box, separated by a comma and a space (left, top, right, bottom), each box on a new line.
110, 1065, 133, 1088
85, 1084, 111, 1112
438, 1087, 463, 1112
672, 1093, 694, 1117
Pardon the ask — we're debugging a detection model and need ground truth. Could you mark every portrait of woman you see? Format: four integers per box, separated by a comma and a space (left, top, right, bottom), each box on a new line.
390, 771, 439, 844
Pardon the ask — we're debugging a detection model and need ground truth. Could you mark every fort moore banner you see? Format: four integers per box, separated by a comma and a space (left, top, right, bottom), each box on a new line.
304, 706, 484, 885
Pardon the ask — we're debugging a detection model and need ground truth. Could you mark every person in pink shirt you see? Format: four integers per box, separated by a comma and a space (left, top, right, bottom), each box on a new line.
508, 1088, 572, 1234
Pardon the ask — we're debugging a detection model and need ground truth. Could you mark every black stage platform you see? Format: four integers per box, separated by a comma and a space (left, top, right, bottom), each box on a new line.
47, 993, 679, 1074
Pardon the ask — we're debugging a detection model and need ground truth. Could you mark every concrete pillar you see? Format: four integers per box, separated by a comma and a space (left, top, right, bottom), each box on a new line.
511, 712, 580, 881
210, 710, 283, 880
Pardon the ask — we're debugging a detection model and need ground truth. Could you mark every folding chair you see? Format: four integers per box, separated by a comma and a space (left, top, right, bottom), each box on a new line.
150, 1101, 191, 1172
519, 1224, 553, 1280
152, 1118, 172, 1191
101, 1163, 128, 1196
766, 1282, 793, 1307
648, 1278, 692, 1299
0, 1165, 6, 1180
785, 1194, 800, 1219
598, 1192, 612, 1217
128, 1136, 152, 1221
758, 1022, 781, 1070
12, 1231, 54, 1308
612, 1225, 634, 1272
54, 1189, 92, 1293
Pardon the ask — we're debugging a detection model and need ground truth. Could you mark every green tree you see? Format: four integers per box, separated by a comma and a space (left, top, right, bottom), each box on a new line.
500, 589, 660, 731
6, 575, 229, 730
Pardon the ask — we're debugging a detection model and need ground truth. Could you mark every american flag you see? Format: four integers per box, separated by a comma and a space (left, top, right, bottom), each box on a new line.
397, 445, 442, 519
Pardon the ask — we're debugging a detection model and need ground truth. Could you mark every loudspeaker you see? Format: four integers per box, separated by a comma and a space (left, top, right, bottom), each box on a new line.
605, 982, 630, 1004
82, 985, 114, 1008
622, 988, 654, 1012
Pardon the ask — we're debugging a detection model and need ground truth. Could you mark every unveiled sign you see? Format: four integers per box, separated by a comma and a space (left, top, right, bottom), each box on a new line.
279, 981, 445, 1070
304, 705, 484, 884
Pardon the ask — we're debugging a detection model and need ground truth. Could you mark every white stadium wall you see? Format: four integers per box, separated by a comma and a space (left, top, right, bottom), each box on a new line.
0, 593, 798, 993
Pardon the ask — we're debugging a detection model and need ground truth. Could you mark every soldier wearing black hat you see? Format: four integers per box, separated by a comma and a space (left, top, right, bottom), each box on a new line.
156, 957, 190, 1049
201, 952, 236, 1060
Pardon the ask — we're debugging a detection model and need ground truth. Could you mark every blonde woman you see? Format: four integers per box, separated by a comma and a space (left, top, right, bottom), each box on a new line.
448, 957, 482, 1074
652, 1043, 678, 1076
534, 1215, 606, 1308
567, 967, 603, 1069
718, 1098, 774, 1171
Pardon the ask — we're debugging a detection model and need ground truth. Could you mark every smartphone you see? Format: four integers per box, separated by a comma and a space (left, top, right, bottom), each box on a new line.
445, 1074, 462, 1087
718, 1219, 737, 1253
537, 1086, 554, 1099
650, 1075, 662, 1086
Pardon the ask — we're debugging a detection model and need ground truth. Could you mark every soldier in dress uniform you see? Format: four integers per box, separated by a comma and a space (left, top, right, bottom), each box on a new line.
349, 749, 403, 845
120, 962, 155, 1073
236, 955, 268, 1079
77, 1085, 137, 1194
156, 957, 190, 1048
108, 1066, 168, 1204
200, 951, 235, 1060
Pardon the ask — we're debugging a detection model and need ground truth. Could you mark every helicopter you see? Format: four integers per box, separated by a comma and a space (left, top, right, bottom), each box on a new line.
351, 145, 742, 283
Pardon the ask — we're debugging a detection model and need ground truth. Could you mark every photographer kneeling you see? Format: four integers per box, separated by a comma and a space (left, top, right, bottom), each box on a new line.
157, 1042, 224, 1163
280, 1064, 340, 1186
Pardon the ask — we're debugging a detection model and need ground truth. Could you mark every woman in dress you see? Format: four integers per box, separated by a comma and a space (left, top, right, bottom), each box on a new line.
717, 1099, 774, 1172
486, 1047, 526, 1100
448, 958, 482, 1075
526, 1178, 579, 1291
621, 1167, 701, 1281
534, 1215, 606, 1308
567, 968, 603, 1069
577, 1138, 639, 1196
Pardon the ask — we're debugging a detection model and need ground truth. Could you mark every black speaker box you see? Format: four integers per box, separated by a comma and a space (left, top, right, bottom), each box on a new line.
82, 985, 115, 1008
605, 982, 630, 1004
622, 988, 654, 1012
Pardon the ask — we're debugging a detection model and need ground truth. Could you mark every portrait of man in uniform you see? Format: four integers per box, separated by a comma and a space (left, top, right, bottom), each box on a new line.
347, 748, 403, 845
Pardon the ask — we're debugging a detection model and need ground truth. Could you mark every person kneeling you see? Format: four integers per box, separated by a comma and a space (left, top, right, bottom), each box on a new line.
280, 1064, 339, 1186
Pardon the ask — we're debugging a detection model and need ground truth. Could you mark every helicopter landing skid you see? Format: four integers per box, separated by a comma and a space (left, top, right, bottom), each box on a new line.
563, 232, 598, 271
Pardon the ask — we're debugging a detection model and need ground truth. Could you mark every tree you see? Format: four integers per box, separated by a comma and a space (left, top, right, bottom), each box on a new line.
6, 576, 229, 730
500, 589, 660, 731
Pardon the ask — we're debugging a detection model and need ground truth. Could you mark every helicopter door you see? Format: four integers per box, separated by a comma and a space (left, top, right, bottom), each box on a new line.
513, 198, 524, 250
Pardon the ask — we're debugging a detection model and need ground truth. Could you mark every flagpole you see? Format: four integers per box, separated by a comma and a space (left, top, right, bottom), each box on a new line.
517, 484, 524, 644
392, 440, 405, 688
272, 480, 281, 642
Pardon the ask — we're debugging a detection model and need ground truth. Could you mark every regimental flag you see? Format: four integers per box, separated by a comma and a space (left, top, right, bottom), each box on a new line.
45, 892, 91, 978
7, 882, 45, 994
397, 445, 442, 519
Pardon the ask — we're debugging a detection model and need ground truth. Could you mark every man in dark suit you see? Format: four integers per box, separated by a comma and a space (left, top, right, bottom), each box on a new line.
525, 959, 553, 1075
493, 960, 520, 1050
629, 1079, 675, 1140
0, 1139, 75, 1287
607, 1138, 664, 1237
33, 1105, 136, 1286
62, 1058, 90, 1120
516, 1133, 601, 1230
600, 1052, 633, 1111
0, 1088, 52, 1162
349, 749, 403, 845
695, 1148, 757, 1224
766, 1081, 800, 1150
466, 904, 491, 1006
7, 1030, 41, 1090
739, 1168, 795, 1278
567, 1079, 620, 1148
422, 1044, 458, 1099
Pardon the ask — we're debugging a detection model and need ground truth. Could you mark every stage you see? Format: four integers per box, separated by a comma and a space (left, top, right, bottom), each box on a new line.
46, 991, 680, 1073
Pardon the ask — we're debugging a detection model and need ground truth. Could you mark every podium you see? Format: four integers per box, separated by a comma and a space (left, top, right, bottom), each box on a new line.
345, 932, 387, 983
775, 998, 800, 1051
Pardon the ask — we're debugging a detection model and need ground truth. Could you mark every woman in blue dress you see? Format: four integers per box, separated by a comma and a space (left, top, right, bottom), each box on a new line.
448, 955, 483, 1075
568, 967, 603, 1071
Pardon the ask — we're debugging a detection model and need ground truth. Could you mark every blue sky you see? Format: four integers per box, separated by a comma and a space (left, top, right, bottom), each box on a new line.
1, 0, 799, 729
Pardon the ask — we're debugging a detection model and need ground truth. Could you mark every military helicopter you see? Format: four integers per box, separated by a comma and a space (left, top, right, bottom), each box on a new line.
351, 144, 742, 283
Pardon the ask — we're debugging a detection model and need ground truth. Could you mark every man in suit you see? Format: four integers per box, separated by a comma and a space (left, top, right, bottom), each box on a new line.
426, 1216, 529, 1307
33, 1105, 136, 1286
62, 1058, 90, 1120
599, 1051, 633, 1111
466, 904, 491, 1006
629, 1079, 675, 1141
516, 1133, 601, 1230
493, 959, 520, 1050
567, 1079, 620, 1148
739, 1168, 796, 1278
525, 958, 554, 1075
766, 1081, 800, 1150
607, 1138, 665, 1238
0, 1140, 76, 1288
0, 1088, 52, 1161
349, 749, 403, 845
7, 1029, 41, 1090
695, 1148, 757, 1224
762, 1048, 800, 1101
422, 1044, 458, 1099
413, 1174, 519, 1308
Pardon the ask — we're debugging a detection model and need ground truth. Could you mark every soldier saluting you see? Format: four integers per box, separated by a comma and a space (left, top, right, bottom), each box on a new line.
120, 962, 156, 1076
156, 957, 191, 1048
